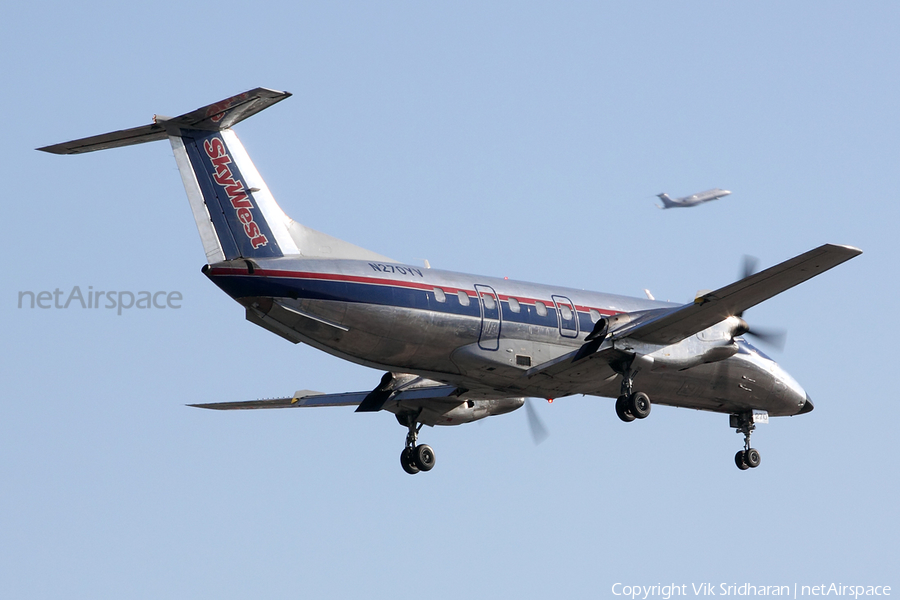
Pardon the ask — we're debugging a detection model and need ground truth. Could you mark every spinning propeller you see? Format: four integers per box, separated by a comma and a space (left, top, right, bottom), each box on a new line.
525, 398, 549, 445
733, 256, 787, 350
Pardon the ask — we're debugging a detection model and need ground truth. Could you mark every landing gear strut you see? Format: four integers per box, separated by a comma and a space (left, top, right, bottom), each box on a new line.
398, 413, 435, 475
614, 361, 651, 422
732, 412, 761, 470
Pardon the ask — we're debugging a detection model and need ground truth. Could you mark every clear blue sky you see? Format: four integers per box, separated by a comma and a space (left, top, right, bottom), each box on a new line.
3, 2, 897, 598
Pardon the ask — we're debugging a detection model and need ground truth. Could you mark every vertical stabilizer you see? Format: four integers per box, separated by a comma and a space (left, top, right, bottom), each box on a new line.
656, 193, 677, 209
171, 127, 299, 262
38, 88, 396, 264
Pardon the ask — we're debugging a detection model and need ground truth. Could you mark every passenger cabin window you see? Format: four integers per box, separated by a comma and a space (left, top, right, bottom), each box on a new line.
535, 301, 548, 317
458, 291, 470, 306
507, 297, 521, 313
433, 287, 446, 303
559, 305, 573, 321
589, 309, 601, 323
482, 293, 496, 310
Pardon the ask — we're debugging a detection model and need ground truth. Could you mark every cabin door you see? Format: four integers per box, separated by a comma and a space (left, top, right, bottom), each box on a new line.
474, 284, 501, 351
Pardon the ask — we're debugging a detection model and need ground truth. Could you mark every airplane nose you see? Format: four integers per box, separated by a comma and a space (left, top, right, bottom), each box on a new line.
773, 364, 811, 416
798, 394, 814, 414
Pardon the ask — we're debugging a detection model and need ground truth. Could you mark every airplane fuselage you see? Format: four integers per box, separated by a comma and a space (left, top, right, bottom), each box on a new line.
205, 257, 808, 418
657, 188, 731, 208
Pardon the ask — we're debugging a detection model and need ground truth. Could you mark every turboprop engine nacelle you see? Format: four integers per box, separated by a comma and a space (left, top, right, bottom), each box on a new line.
619, 317, 747, 372
426, 397, 525, 426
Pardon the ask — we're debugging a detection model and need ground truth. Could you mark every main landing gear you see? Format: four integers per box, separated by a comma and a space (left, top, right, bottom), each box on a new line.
732, 412, 761, 471
615, 392, 651, 422
398, 413, 436, 475
614, 363, 652, 423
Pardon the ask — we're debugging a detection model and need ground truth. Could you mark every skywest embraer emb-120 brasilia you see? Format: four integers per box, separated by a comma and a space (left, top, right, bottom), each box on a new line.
40, 88, 860, 474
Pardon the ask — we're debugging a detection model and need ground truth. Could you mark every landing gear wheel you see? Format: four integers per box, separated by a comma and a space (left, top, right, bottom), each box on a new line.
732, 412, 762, 471
744, 448, 761, 468
628, 392, 651, 419
401, 448, 420, 475
414, 444, 436, 471
615, 396, 636, 422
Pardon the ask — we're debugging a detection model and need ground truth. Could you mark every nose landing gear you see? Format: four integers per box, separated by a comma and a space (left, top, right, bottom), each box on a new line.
732, 412, 761, 470
398, 413, 436, 475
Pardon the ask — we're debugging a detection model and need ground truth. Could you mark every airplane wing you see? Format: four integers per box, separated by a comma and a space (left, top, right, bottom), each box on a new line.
189, 384, 462, 410
621, 243, 861, 345
525, 244, 861, 394
189, 389, 365, 410
525, 345, 629, 395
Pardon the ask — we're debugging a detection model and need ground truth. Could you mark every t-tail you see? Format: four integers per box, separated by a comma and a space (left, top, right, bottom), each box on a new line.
656, 193, 677, 209
38, 88, 393, 265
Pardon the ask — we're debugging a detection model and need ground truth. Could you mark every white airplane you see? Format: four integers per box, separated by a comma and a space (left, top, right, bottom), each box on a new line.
39, 88, 860, 474
657, 188, 731, 209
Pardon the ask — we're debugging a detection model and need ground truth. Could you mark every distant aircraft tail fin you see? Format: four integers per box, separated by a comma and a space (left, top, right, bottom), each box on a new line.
38, 88, 395, 265
656, 193, 677, 209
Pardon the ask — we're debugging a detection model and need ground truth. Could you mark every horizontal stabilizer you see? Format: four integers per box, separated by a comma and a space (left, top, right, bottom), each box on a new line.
626, 244, 862, 345
38, 123, 169, 155
38, 88, 290, 155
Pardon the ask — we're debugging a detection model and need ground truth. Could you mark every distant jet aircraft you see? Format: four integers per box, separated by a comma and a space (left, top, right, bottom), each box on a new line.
39, 89, 860, 474
657, 188, 731, 209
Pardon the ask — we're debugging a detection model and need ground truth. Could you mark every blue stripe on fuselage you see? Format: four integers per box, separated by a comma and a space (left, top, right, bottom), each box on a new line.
205, 271, 593, 333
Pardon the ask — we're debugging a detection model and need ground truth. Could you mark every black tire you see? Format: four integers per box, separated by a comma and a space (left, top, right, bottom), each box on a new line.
414, 444, 436, 471
628, 392, 651, 419
401, 448, 420, 474
745, 448, 761, 468
615, 396, 636, 422
735, 450, 749, 470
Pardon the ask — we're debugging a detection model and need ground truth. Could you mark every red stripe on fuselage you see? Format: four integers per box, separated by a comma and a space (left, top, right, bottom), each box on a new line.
206, 266, 620, 317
